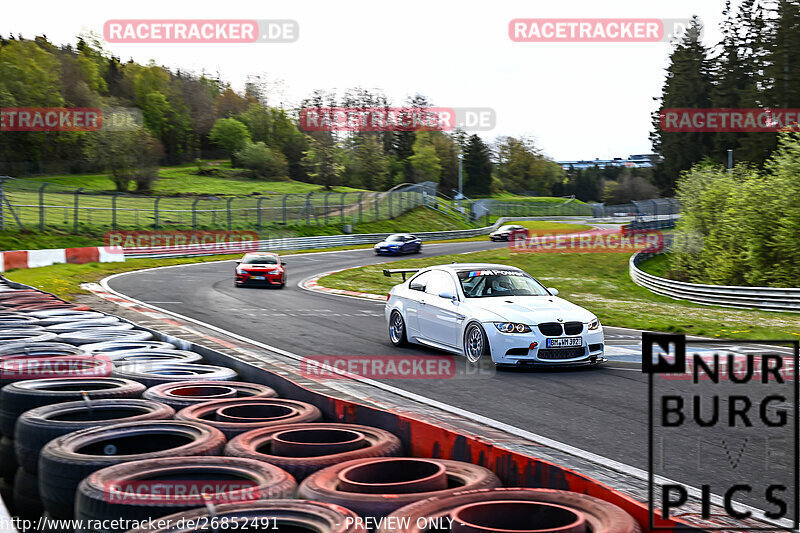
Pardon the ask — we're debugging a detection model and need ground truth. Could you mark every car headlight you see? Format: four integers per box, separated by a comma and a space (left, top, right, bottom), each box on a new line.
236, 268, 247, 274
588, 318, 601, 330
268, 269, 281, 274
493, 322, 531, 333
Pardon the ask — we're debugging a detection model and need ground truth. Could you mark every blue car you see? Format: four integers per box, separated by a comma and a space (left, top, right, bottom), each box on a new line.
374, 233, 422, 255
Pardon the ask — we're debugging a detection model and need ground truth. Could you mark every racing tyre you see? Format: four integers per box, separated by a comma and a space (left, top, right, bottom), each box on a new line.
176, 398, 322, 438
127, 501, 367, 533
111, 362, 237, 388
0, 377, 146, 437
0, 436, 17, 481
75, 456, 297, 531
15, 398, 175, 474
225, 422, 403, 481
13, 467, 42, 520
143, 380, 277, 410
38, 420, 226, 519
464, 322, 489, 365
297, 457, 501, 518
378, 487, 641, 533
389, 310, 408, 347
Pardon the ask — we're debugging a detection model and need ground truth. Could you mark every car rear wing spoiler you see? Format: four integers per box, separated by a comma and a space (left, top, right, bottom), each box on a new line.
383, 268, 420, 281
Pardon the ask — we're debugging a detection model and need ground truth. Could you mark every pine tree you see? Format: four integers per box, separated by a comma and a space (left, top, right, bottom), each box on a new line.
651, 16, 714, 193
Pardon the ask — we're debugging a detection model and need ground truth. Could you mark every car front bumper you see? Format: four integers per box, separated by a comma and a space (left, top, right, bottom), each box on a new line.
483, 323, 605, 366
374, 247, 403, 254
235, 273, 283, 286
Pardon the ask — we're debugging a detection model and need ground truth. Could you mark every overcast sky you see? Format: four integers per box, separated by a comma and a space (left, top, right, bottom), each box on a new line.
4, 0, 725, 160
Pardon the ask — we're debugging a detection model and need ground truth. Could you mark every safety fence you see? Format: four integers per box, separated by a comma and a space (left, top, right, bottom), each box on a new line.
0, 178, 438, 233
471, 197, 680, 222
630, 249, 800, 313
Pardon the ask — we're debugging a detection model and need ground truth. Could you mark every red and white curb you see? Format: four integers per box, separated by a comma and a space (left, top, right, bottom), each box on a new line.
299, 268, 387, 301
81, 283, 184, 325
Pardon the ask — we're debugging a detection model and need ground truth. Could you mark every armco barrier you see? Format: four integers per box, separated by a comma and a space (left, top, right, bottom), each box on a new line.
122, 216, 603, 259
630, 251, 800, 312
0, 277, 693, 533
0, 246, 124, 272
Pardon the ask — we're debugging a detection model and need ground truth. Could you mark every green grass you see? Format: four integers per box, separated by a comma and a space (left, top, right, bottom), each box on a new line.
637, 254, 670, 277
21, 163, 366, 196
318, 249, 800, 340
0, 207, 475, 250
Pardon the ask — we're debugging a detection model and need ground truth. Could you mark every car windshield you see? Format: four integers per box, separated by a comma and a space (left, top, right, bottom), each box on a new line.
497, 226, 514, 231
457, 269, 549, 298
386, 235, 405, 242
241, 255, 278, 264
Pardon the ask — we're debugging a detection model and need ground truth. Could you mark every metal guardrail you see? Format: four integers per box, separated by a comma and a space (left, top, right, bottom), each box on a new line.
630, 251, 800, 313
123, 215, 591, 259
124, 223, 502, 259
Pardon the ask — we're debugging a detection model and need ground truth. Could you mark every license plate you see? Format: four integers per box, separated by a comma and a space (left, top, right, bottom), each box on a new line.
251, 275, 266, 280
546, 337, 582, 348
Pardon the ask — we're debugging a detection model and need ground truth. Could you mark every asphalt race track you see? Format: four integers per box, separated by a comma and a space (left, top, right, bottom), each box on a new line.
108, 240, 795, 514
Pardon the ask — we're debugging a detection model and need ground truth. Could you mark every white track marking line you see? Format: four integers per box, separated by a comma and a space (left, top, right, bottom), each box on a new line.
99, 266, 790, 529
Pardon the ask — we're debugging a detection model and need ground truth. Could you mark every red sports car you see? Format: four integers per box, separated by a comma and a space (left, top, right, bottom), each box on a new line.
234, 252, 287, 288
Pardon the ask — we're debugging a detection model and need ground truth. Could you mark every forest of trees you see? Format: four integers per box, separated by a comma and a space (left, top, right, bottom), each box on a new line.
651, 0, 800, 193
0, 33, 566, 197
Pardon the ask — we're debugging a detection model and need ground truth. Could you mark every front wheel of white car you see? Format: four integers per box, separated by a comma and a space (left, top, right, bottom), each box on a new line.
389, 310, 408, 346
464, 323, 489, 364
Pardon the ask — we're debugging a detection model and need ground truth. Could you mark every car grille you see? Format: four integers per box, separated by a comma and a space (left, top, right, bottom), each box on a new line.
589, 343, 604, 352
564, 321, 583, 335
537, 348, 587, 360
537, 323, 563, 336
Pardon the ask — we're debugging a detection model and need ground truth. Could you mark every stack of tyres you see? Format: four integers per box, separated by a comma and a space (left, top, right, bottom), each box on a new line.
75, 456, 297, 533
143, 380, 278, 409
376, 488, 642, 533
38, 420, 226, 518
175, 397, 323, 438
298, 457, 502, 517
0, 377, 146, 514
13, 399, 174, 519
225, 422, 404, 480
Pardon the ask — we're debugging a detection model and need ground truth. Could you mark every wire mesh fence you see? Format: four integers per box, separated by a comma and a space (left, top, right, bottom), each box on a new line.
0, 178, 439, 233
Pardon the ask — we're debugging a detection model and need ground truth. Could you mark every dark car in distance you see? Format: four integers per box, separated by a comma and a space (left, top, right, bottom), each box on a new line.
374, 233, 422, 255
489, 224, 529, 241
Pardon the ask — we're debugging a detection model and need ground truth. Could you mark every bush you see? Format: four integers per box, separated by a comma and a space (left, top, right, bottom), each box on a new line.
669, 132, 800, 287
235, 142, 289, 179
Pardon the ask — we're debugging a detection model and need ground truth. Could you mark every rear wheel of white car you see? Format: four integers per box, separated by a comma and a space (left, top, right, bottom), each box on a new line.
464, 323, 488, 364
389, 311, 407, 347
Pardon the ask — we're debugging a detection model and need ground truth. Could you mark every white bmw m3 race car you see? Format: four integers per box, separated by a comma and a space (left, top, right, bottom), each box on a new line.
384, 263, 606, 367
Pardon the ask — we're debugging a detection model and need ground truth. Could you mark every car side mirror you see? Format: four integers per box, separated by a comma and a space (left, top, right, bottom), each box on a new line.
281, 261, 287, 265
547, 287, 559, 296
439, 290, 456, 301
235, 260, 241, 264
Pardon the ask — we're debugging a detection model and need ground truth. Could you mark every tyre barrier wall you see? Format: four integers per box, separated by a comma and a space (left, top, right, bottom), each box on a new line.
0, 277, 691, 532
630, 250, 800, 312
0, 247, 124, 273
